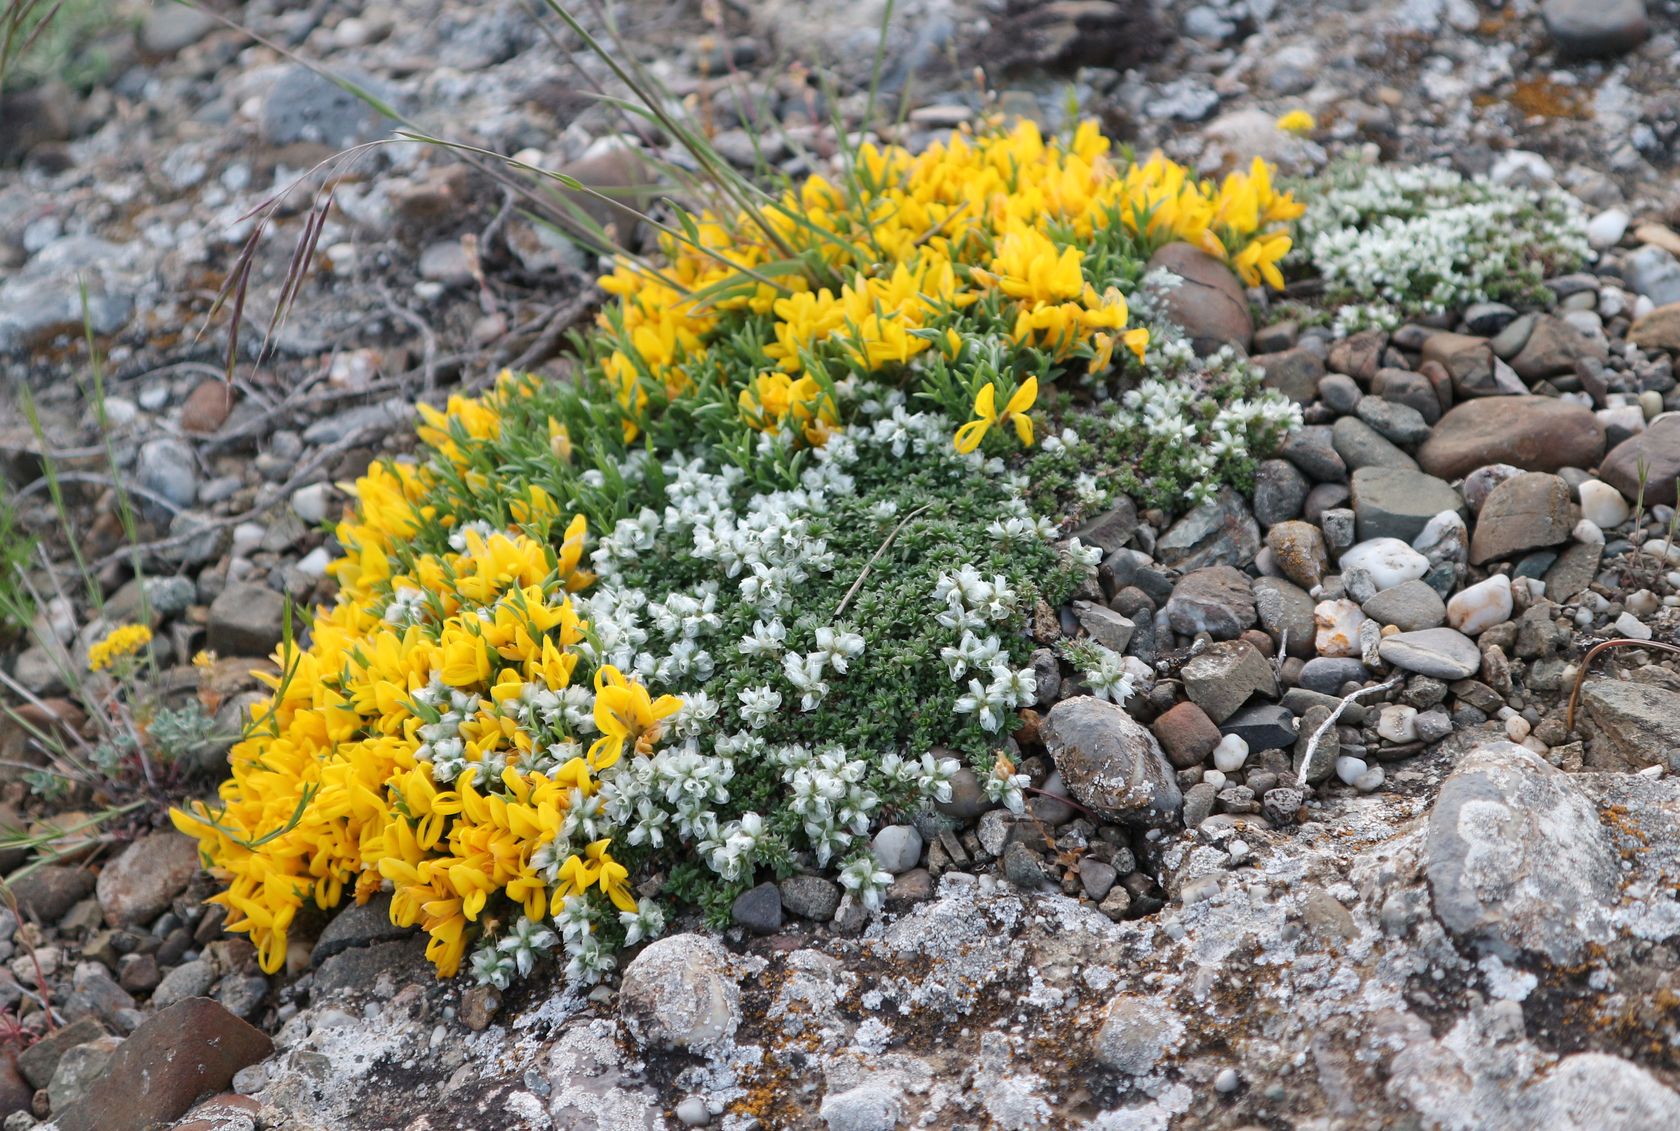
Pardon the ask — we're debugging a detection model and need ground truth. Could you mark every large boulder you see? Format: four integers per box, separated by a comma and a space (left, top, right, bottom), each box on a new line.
1146, 242, 1253, 354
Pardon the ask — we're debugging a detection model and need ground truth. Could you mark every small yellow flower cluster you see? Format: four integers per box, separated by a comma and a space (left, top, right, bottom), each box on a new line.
593, 119, 1301, 444
171, 466, 665, 977
88, 624, 153, 672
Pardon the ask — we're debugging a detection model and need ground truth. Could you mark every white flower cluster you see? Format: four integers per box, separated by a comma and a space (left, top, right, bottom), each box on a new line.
1300, 162, 1589, 317
933, 565, 1021, 631
1116, 375, 1303, 505
778, 743, 882, 866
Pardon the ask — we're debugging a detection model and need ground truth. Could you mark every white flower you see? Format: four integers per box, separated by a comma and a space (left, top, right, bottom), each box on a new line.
837, 854, 893, 911
738, 685, 783, 729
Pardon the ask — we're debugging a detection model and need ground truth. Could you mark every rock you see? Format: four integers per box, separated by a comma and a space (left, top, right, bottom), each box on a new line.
260, 65, 398, 147
1581, 681, 1680, 771
1378, 628, 1482, 680
18, 1017, 105, 1091
136, 437, 199, 510
313, 936, 428, 998
1625, 244, 1680, 306
1252, 459, 1309, 525
1040, 697, 1183, 823
1292, 705, 1339, 783
618, 935, 739, 1053
1509, 314, 1605, 381
730, 882, 784, 936
1542, 0, 1649, 58
1446, 574, 1513, 636
151, 959, 216, 1008
1349, 467, 1464, 543
1154, 488, 1261, 570
1599, 414, 1680, 507
139, 5, 219, 54
1252, 576, 1316, 659
1544, 540, 1602, 603
1318, 373, 1361, 414
1151, 701, 1223, 769
1165, 566, 1255, 639
1002, 841, 1046, 890
459, 985, 500, 1032
1361, 579, 1447, 631
1354, 398, 1431, 446
1181, 640, 1278, 724
0, 1055, 28, 1118
1587, 208, 1631, 250
1298, 656, 1369, 696
1470, 473, 1574, 564
871, 825, 923, 874
778, 875, 842, 921
1331, 417, 1418, 472
47, 1036, 122, 1114
52, 999, 273, 1131
1265, 521, 1329, 589
1093, 994, 1182, 1075
1329, 330, 1385, 382
179, 381, 237, 434
1629, 303, 1680, 353
935, 768, 991, 823
1253, 348, 1324, 404
1417, 397, 1605, 480
1222, 702, 1298, 752
1464, 302, 1520, 335
418, 240, 474, 286
1421, 331, 1514, 397
1073, 498, 1139, 553
1313, 598, 1367, 658
1280, 426, 1347, 482
0, 82, 72, 165
1372, 367, 1443, 424
1578, 478, 1631, 528
1146, 243, 1252, 354
95, 832, 200, 928
1339, 538, 1430, 601
206, 583, 289, 657
1181, 782, 1216, 828
820, 1083, 901, 1131
1426, 742, 1619, 962
1377, 704, 1420, 743
311, 894, 413, 964
1073, 601, 1136, 652
8, 865, 94, 925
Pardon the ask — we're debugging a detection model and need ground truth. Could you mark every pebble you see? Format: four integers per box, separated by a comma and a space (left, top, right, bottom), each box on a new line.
1212, 734, 1249, 773
1587, 208, 1630, 250
1377, 704, 1419, 743
1313, 600, 1367, 659
676, 1097, 711, 1126
1378, 627, 1483, 680
871, 825, 923, 875
1446, 574, 1513, 636
1615, 611, 1653, 640
1335, 756, 1368, 786
1339, 538, 1430, 601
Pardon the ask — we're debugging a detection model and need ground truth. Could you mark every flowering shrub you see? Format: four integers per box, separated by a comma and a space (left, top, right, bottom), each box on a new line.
1298, 163, 1589, 335
174, 119, 1302, 986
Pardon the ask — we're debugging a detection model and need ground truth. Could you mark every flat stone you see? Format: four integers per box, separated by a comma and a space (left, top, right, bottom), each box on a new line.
1041, 697, 1183, 823
1331, 416, 1418, 472
53, 999, 273, 1131
1509, 314, 1606, 381
730, 882, 784, 935
1297, 656, 1370, 695
18, 1017, 106, 1091
1361, 578, 1447, 631
206, 583, 289, 658
311, 894, 414, 964
1073, 498, 1140, 553
1221, 702, 1298, 752
1165, 566, 1256, 640
1254, 348, 1324, 404
778, 875, 842, 921
1629, 303, 1680, 353
1582, 680, 1680, 771
1470, 473, 1575, 565
1354, 397, 1431, 446
1600, 414, 1680, 508
1074, 601, 1136, 652
1625, 244, 1680, 306
1417, 396, 1605, 480
1425, 742, 1619, 962
1181, 640, 1278, 724
1378, 628, 1482, 680
1252, 459, 1309, 525
8, 865, 94, 925
1349, 467, 1464, 543
1155, 488, 1261, 570
1280, 426, 1347, 483
96, 832, 200, 928
1543, 540, 1602, 602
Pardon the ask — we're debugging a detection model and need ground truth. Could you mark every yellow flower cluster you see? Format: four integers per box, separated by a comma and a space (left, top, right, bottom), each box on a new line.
88, 623, 153, 672
171, 459, 669, 977
594, 119, 1301, 443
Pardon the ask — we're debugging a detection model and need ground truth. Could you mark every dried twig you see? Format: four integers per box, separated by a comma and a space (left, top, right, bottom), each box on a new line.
1296, 674, 1403, 789
832, 504, 930, 621
1565, 638, 1680, 731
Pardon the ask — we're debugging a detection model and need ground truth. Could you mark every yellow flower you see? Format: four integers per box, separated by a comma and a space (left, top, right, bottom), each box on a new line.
88, 624, 153, 672
191, 649, 217, 669
953, 377, 1038, 454
1276, 109, 1316, 135
587, 665, 682, 771
1233, 231, 1292, 290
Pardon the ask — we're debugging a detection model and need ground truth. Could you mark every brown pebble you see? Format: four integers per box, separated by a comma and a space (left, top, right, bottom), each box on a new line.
180, 380, 238, 434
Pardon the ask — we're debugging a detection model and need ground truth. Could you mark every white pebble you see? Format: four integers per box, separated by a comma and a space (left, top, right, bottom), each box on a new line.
1335, 756, 1369, 786
103, 396, 139, 426
1354, 766, 1385, 792
1377, 704, 1419, 743
1226, 838, 1250, 864
1446, 574, 1513, 635
1521, 737, 1550, 757
1578, 479, 1630, 530
1572, 518, 1605, 545
1586, 208, 1629, 249
1339, 538, 1430, 599
292, 482, 332, 525
1615, 611, 1653, 640
297, 546, 333, 576
1215, 1068, 1240, 1094
1212, 734, 1250, 773
1504, 715, 1531, 742
1639, 390, 1664, 420
1626, 589, 1660, 616
1574, 608, 1593, 627
1638, 764, 1665, 779
1202, 769, 1228, 790
231, 522, 266, 558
